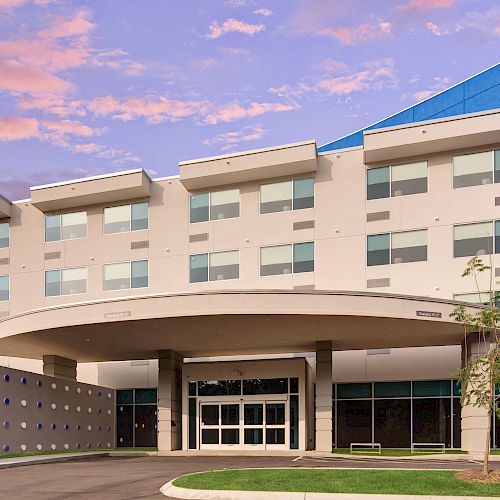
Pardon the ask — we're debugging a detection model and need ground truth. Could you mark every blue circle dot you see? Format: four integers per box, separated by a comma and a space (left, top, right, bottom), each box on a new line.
21, 377, 27, 385
3, 421, 9, 429
36, 401, 42, 408
3, 374, 9, 382
36, 380, 42, 387
51, 424, 56, 430
3, 444, 10, 452
36, 423, 43, 429
3, 398, 9, 405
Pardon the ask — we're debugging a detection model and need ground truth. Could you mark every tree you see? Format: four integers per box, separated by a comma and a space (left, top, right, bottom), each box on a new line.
450, 256, 500, 476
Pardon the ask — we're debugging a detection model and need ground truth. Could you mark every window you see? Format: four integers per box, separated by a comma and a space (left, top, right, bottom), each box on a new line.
453, 151, 497, 188
367, 229, 428, 266
189, 250, 239, 283
260, 178, 314, 214
453, 291, 500, 306
45, 211, 87, 242
189, 189, 239, 223
0, 275, 8, 301
0, 222, 8, 248
260, 242, 314, 276
103, 260, 148, 290
453, 222, 493, 257
367, 162, 427, 200
45, 267, 87, 297
104, 202, 148, 234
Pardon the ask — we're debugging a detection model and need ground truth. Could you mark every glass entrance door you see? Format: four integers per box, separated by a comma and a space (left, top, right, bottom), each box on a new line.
243, 403, 265, 449
200, 402, 240, 449
265, 402, 287, 450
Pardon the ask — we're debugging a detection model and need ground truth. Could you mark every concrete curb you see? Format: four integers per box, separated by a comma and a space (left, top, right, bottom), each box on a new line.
0, 450, 155, 469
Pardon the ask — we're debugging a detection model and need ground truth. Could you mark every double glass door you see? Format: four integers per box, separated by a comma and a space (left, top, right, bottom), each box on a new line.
200, 400, 287, 450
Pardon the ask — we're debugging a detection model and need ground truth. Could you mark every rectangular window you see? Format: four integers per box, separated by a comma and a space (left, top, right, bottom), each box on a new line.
367, 162, 427, 200
367, 233, 390, 266
260, 178, 314, 214
243, 378, 288, 395
260, 242, 314, 276
453, 151, 493, 188
198, 380, 241, 396
103, 260, 148, 290
189, 251, 239, 283
45, 211, 87, 242
45, 267, 87, 297
391, 229, 427, 264
189, 190, 239, 223
0, 222, 9, 248
453, 291, 498, 306
454, 222, 493, 257
0, 275, 8, 301
104, 202, 148, 234
495, 150, 500, 183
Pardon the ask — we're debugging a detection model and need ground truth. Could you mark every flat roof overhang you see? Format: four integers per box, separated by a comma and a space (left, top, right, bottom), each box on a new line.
179, 140, 317, 191
363, 109, 500, 165
0, 291, 472, 362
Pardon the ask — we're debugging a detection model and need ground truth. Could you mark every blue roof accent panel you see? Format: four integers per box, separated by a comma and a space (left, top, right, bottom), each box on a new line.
318, 63, 500, 154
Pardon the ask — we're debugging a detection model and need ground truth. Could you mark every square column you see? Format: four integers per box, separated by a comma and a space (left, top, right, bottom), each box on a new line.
315, 340, 332, 452
43, 355, 77, 380
461, 334, 490, 458
158, 350, 183, 452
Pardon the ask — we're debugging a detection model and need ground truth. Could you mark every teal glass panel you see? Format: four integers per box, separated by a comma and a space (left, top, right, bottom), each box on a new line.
189, 398, 196, 449
367, 167, 390, 185
190, 253, 208, 283
45, 214, 61, 242
337, 383, 372, 399
453, 380, 461, 397
495, 151, 500, 183
290, 394, 299, 449
293, 178, 314, 209
290, 377, 299, 394
367, 234, 390, 251
189, 382, 196, 396
412, 380, 451, 397
374, 381, 411, 398
131, 260, 148, 288
45, 270, 60, 297
117, 389, 133, 404
190, 193, 209, 223
0, 222, 8, 248
135, 388, 157, 404
293, 242, 314, 273
0, 275, 8, 301
131, 202, 148, 231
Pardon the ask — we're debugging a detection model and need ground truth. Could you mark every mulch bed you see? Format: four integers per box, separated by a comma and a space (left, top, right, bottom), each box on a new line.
456, 470, 500, 483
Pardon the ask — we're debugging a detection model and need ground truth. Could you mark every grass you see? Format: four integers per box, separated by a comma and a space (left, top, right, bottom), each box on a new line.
0, 447, 157, 459
332, 448, 467, 457
173, 469, 500, 496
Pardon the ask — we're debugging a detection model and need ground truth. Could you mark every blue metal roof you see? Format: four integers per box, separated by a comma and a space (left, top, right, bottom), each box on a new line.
317, 63, 500, 154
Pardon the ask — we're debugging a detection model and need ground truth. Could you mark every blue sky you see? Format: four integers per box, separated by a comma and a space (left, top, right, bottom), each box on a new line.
0, 0, 499, 200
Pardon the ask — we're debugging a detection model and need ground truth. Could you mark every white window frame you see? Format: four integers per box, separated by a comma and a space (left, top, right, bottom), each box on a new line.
0, 221, 9, 249
45, 267, 88, 298
189, 250, 240, 283
103, 202, 149, 235
45, 211, 88, 242
259, 241, 315, 276
189, 190, 240, 224
259, 177, 315, 215
102, 260, 149, 291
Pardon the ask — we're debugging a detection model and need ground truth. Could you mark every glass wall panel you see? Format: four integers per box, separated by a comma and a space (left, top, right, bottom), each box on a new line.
0, 275, 9, 301
495, 150, 500, 184
293, 242, 314, 273
413, 398, 451, 447
104, 205, 130, 234
290, 395, 299, 450
61, 211, 87, 239
260, 181, 293, 213
190, 193, 209, 223
391, 162, 427, 196
60, 267, 87, 295
117, 390, 133, 405
453, 380, 461, 397
103, 262, 130, 290
453, 398, 461, 448
391, 230, 427, 264
45, 214, 61, 242
221, 404, 239, 425
222, 429, 239, 444
244, 428, 263, 444
135, 388, 157, 404
210, 189, 239, 220
189, 398, 196, 449
374, 382, 411, 398
367, 167, 390, 200
337, 383, 372, 399
266, 403, 285, 425
412, 380, 451, 397
495, 221, 500, 255
337, 400, 372, 447
367, 234, 390, 266
198, 380, 241, 396
290, 378, 299, 394
243, 378, 288, 395
293, 178, 314, 209
45, 270, 60, 297
0, 222, 9, 248
260, 245, 292, 276
244, 404, 263, 425
190, 253, 208, 283
201, 429, 219, 444
134, 405, 157, 447
453, 292, 492, 305
189, 382, 196, 397
201, 405, 219, 426
209, 250, 239, 281
453, 151, 493, 188
131, 202, 149, 231
266, 428, 285, 444
454, 222, 493, 257
374, 399, 411, 447
131, 260, 148, 288
117, 405, 133, 447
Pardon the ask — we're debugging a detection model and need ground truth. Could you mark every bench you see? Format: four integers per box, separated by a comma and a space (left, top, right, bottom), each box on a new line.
350, 442, 381, 454
411, 442, 445, 453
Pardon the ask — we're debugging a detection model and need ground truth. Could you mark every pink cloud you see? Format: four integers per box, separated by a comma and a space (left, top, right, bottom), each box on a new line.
207, 18, 265, 39
38, 9, 95, 39
203, 125, 266, 150
204, 101, 298, 125
322, 58, 349, 73
316, 71, 371, 95
316, 21, 393, 45
254, 8, 272, 17
88, 95, 209, 124
17, 95, 87, 117
397, 0, 454, 11
74, 142, 103, 154
41, 119, 95, 137
0, 60, 72, 94
0, 116, 39, 141
0, 0, 53, 9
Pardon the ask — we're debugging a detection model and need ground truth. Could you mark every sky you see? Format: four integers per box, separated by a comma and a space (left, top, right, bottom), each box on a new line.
0, 0, 499, 201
